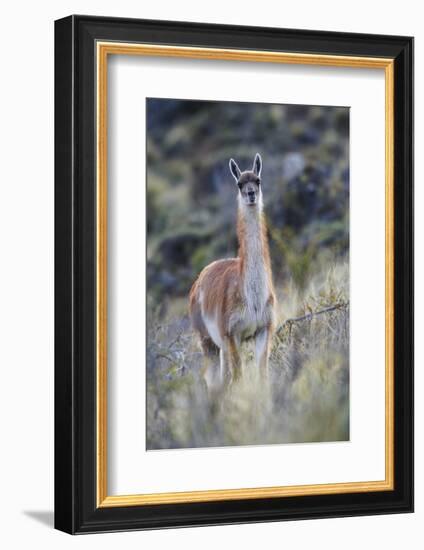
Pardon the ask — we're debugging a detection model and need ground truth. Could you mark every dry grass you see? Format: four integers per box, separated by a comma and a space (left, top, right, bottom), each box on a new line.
146, 261, 349, 450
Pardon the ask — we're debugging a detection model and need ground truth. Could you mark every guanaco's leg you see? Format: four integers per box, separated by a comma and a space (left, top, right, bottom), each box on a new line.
200, 354, 216, 390
219, 343, 231, 385
221, 335, 242, 384
199, 337, 221, 393
228, 335, 242, 381
255, 326, 272, 375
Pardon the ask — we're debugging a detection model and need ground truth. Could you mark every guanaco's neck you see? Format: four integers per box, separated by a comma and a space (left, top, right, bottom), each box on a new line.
237, 197, 273, 292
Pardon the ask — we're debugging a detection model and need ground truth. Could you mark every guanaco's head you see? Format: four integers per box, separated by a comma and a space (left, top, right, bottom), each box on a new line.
229, 153, 262, 207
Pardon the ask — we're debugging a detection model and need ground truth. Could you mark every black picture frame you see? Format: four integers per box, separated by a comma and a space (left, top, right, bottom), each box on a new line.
55, 14, 414, 534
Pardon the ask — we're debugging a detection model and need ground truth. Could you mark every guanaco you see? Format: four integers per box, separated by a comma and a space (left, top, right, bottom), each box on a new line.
189, 153, 276, 385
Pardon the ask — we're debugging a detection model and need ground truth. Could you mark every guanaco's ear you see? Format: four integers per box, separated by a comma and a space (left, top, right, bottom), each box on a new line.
253, 153, 262, 177
229, 158, 241, 182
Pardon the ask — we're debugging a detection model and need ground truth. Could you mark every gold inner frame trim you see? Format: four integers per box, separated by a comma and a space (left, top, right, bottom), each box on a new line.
96, 42, 395, 508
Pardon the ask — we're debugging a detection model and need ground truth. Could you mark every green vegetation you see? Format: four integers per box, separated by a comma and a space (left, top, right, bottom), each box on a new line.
146, 98, 349, 449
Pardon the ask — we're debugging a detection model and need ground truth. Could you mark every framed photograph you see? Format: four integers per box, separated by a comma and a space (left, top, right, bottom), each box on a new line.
54, 15, 413, 534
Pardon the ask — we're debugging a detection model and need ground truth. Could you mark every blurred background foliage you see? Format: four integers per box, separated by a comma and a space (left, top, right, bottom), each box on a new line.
146, 98, 349, 450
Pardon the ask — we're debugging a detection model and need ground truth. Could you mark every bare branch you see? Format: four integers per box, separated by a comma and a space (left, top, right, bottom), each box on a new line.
276, 301, 349, 336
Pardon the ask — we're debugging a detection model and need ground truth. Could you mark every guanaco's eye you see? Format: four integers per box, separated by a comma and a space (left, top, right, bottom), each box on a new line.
237, 182, 242, 190
256, 178, 261, 185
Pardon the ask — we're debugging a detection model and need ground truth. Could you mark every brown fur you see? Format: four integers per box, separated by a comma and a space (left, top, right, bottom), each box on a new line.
190, 258, 243, 341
